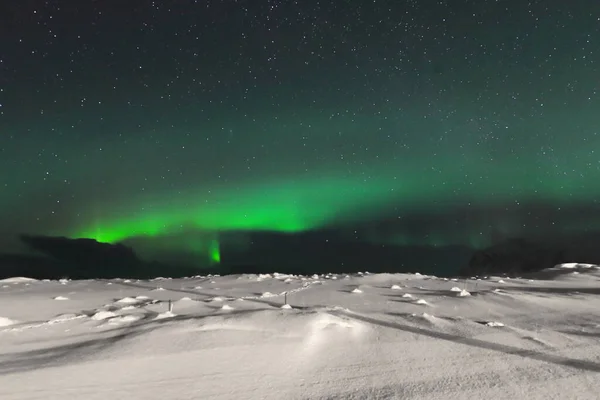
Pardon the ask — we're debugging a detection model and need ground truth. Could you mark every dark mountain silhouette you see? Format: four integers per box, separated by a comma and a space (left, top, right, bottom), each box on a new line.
463, 234, 600, 276
20, 234, 140, 269
219, 230, 473, 276
0, 235, 200, 279
2, 230, 600, 280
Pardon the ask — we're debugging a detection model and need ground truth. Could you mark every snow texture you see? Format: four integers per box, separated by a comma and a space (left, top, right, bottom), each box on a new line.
1, 265, 600, 399
0, 277, 38, 283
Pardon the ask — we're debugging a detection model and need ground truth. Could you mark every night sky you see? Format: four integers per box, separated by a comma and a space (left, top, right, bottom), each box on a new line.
1, 1, 599, 265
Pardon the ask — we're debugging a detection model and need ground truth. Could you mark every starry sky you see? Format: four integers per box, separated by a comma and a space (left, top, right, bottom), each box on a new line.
1, 0, 599, 263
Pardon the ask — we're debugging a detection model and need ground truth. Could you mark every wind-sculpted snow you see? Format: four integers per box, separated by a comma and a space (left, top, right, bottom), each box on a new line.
1, 265, 600, 399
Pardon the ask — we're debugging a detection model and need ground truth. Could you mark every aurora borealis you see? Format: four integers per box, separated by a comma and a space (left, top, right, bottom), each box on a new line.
1, 1, 599, 269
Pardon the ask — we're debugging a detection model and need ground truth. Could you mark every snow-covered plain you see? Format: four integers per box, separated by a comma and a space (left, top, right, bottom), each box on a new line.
2, 264, 600, 399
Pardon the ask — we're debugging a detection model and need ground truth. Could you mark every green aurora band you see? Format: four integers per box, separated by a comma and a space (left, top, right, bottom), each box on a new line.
68, 152, 600, 264
74, 172, 407, 243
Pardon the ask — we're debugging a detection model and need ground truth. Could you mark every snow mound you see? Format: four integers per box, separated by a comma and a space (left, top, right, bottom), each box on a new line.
221, 305, 234, 311
59, 279, 69, 285
178, 297, 192, 301
450, 287, 462, 292
311, 313, 361, 331
351, 288, 363, 294
413, 299, 430, 306
152, 287, 165, 291
559, 263, 597, 269
53, 296, 69, 301
0, 277, 37, 283
402, 293, 413, 298
116, 297, 139, 304
281, 304, 292, 309
260, 292, 277, 298
418, 313, 441, 324
0, 317, 18, 327
210, 296, 225, 302
390, 285, 402, 290
155, 311, 177, 320
135, 295, 150, 300
91, 311, 118, 321
49, 313, 85, 324
485, 321, 505, 327
457, 290, 471, 297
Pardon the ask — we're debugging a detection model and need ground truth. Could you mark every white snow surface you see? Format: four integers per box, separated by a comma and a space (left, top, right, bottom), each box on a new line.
0, 277, 38, 283
0, 316, 18, 327
1, 266, 600, 399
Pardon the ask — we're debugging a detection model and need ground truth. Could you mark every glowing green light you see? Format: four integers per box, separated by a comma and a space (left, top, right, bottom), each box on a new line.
66, 153, 600, 259
209, 239, 220, 263
71, 172, 406, 243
